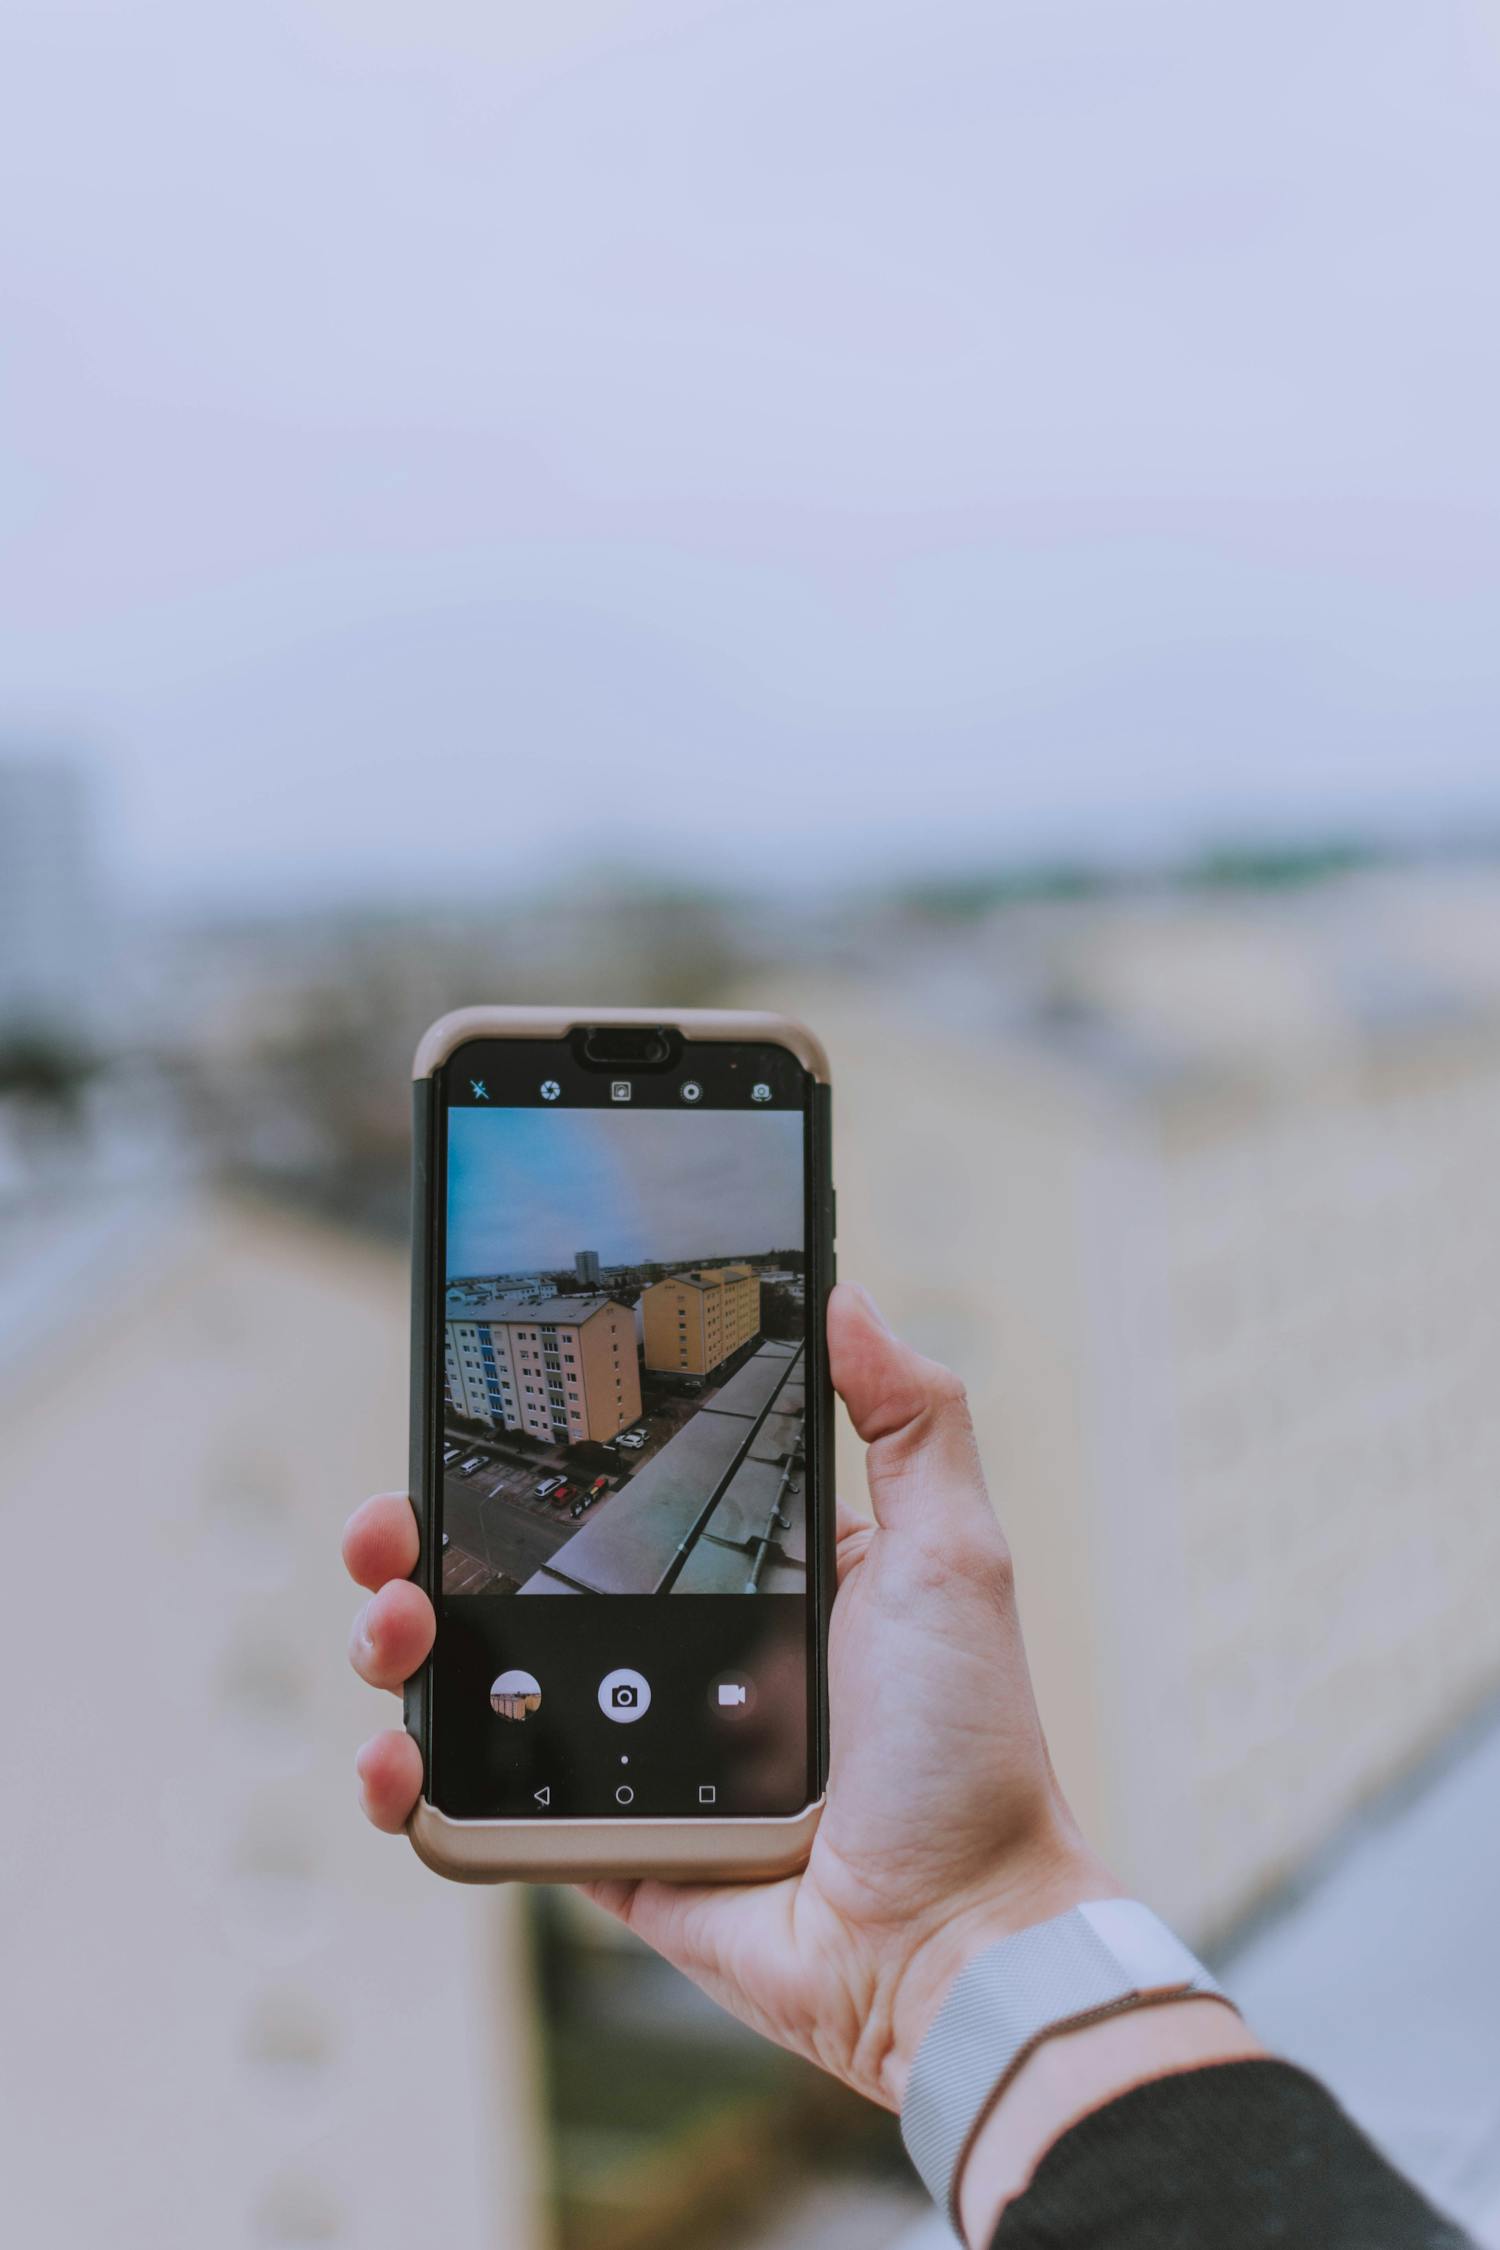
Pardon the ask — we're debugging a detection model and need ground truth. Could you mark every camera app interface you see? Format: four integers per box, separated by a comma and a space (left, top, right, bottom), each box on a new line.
429, 1040, 816, 1821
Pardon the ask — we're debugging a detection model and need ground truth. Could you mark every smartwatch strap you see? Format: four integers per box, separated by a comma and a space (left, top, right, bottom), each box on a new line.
900, 1899, 1230, 2229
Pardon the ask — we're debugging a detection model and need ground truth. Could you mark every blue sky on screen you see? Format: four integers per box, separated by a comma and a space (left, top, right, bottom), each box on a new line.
447, 1107, 804, 1276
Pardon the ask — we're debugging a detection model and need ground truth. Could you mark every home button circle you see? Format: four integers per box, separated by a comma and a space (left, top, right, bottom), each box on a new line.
616, 1785, 635, 1806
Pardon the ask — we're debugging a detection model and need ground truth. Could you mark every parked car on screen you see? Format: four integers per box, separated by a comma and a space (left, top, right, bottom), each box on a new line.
616, 1431, 646, 1451
458, 1455, 485, 1475
549, 1484, 575, 1508
534, 1474, 566, 1498
442, 1444, 463, 1465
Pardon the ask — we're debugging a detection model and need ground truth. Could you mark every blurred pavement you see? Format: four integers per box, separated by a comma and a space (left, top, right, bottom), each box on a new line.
0, 1190, 545, 2250
1226, 1696, 1500, 2246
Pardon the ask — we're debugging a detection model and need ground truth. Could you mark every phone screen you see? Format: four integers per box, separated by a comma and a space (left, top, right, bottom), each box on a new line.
424, 1035, 825, 1822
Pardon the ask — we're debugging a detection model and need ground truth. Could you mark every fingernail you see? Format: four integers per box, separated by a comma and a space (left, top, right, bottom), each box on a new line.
352, 1601, 374, 1660
855, 1284, 892, 1332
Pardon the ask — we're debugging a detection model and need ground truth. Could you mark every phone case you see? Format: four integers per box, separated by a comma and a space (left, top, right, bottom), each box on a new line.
405, 1006, 835, 1882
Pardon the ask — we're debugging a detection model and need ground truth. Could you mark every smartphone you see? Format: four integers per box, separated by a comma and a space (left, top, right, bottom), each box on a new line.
404, 1007, 835, 1881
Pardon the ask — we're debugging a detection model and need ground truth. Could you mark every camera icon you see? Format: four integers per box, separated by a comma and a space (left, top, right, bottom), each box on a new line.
598, 1667, 651, 1723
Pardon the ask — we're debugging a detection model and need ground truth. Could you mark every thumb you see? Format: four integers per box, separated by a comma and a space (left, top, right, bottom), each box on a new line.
827, 1282, 991, 1535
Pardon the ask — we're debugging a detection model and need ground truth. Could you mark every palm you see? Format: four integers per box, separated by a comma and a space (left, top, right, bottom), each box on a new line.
583, 1309, 1083, 2107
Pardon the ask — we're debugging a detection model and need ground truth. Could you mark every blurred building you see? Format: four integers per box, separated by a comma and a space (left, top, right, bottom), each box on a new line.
0, 1187, 546, 2250
769, 869, 1500, 1942
446, 1296, 641, 1442
643, 1267, 761, 1378
0, 753, 108, 1039
575, 1249, 601, 1287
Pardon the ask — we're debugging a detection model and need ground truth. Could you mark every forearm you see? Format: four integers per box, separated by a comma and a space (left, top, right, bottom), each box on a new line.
981, 2055, 1478, 2250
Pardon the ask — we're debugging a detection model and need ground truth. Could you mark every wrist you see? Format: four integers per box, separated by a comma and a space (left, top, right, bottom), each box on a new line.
872, 1845, 1121, 2111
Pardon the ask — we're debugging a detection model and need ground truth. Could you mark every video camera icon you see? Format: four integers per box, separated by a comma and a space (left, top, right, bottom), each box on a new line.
710, 1672, 754, 1718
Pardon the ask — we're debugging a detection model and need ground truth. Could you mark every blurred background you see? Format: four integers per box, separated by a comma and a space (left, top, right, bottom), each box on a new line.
4, 0, 1500, 2244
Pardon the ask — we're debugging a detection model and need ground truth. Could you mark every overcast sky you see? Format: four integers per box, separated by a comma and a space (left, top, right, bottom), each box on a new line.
447, 1107, 803, 1272
2, 1, 1499, 904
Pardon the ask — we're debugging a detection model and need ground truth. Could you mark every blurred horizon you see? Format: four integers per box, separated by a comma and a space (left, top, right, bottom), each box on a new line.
10, 738, 1500, 922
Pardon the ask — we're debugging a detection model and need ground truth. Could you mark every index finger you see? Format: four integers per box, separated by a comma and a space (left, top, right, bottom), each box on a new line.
342, 1491, 420, 1592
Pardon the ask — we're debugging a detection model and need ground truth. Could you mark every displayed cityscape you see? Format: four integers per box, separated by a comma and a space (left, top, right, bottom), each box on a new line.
442, 1102, 809, 1598
444, 1262, 776, 1441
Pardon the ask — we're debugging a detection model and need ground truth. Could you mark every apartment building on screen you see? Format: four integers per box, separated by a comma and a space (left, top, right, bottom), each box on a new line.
641, 1265, 761, 1378
446, 1295, 641, 1444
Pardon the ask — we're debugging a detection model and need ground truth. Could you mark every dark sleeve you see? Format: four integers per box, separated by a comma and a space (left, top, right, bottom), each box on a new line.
991, 2059, 1475, 2250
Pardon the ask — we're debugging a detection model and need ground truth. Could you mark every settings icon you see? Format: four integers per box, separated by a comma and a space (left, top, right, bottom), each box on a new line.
540, 1080, 561, 1102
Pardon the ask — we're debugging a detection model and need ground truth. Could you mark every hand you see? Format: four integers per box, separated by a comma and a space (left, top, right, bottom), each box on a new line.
344, 1283, 1114, 2115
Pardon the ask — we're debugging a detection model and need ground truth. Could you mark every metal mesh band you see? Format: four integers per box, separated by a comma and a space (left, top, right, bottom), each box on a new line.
900, 1900, 1229, 2230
